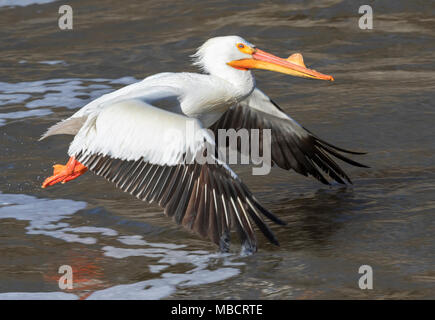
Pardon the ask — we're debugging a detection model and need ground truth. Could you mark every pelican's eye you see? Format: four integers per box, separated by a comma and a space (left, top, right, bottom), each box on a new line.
236, 43, 255, 55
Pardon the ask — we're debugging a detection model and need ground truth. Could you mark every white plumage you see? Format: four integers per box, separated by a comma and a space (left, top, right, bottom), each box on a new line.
41, 35, 364, 252
68, 99, 210, 166
43, 36, 262, 170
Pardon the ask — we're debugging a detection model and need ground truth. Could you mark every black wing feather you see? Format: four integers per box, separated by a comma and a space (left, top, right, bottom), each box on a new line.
210, 99, 368, 185
74, 152, 283, 252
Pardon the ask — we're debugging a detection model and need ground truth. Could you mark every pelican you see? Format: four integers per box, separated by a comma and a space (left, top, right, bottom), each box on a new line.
40, 36, 367, 253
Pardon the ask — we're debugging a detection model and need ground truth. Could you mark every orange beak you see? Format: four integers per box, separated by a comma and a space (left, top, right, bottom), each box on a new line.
227, 48, 334, 81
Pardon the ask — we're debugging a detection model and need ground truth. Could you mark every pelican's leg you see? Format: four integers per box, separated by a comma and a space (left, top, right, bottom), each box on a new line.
41, 156, 88, 188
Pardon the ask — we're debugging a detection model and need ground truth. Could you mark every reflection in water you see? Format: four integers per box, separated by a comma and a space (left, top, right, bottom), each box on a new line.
274, 188, 360, 248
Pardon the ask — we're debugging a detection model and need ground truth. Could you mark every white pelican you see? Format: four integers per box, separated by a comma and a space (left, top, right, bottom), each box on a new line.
40, 36, 366, 253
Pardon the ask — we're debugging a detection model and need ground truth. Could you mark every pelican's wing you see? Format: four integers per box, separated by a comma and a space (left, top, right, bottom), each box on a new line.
69, 99, 284, 252
40, 82, 183, 140
211, 88, 368, 185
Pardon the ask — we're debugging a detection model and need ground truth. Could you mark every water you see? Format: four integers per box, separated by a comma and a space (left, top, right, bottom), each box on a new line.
0, 0, 434, 299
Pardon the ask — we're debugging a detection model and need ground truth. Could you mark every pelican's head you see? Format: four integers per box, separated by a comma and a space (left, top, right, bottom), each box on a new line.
193, 35, 334, 82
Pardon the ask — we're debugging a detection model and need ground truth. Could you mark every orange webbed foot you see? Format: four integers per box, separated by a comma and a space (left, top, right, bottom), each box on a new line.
42, 157, 88, 188
52, 164, 66, 176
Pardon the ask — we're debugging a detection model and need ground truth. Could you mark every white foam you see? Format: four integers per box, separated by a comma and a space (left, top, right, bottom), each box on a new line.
149, 265, 169, 273
95, 244, 241, 299
62, 226, 118, 236
0, 93, 31, 105
86, 267, 239, 300
38, 60, 65, 65
0, 109, 53, 126
0, 193, 91, 244
0, 77, 137, 126
0, 78, 134, 108
110, 76, 137, 85
118, 235, 185, 249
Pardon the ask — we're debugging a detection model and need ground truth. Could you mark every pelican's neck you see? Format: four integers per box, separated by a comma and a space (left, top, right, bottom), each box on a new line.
179, 70, 255, 127
209, 67, 256, 102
